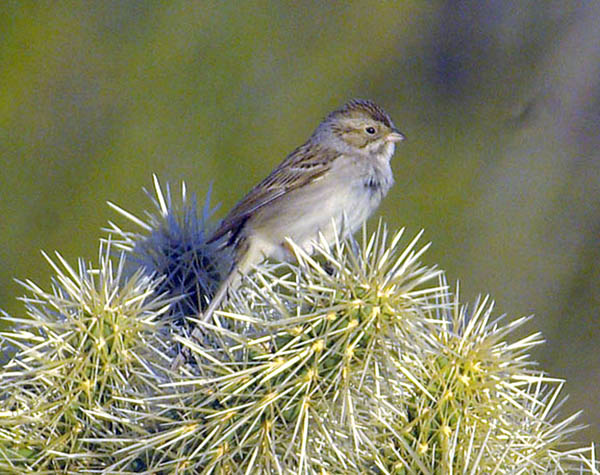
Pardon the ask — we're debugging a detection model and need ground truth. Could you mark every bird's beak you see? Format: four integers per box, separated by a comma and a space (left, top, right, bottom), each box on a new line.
386, 128, 406, 143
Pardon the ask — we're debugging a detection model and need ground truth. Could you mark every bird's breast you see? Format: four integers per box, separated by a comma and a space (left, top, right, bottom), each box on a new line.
246, 152, 393, 261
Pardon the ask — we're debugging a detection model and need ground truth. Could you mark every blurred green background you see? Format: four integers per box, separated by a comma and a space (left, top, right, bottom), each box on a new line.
1, 1, 598, 444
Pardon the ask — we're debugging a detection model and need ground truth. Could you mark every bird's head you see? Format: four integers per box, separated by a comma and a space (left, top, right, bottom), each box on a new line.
313, 99, 405, 157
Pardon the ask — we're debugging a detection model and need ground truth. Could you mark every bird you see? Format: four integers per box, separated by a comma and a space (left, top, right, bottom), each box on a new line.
173, 99, 404, 368
201, 99, 405, 324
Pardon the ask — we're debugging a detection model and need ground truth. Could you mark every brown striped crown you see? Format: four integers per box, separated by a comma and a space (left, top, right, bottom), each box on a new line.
326, 99, 394, 129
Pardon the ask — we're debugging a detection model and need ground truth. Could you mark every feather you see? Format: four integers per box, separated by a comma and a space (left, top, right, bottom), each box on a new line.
208, 143, 340, 245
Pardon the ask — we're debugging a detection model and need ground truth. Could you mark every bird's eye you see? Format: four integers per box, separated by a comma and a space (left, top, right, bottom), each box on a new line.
365, 126, 376, 135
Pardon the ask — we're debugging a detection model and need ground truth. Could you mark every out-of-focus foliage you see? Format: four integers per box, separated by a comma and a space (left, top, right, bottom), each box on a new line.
1, 0, 598, 445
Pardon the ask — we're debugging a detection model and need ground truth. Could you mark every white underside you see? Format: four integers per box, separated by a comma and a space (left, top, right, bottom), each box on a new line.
201, 141, 396, 322
243, 144, 394, 269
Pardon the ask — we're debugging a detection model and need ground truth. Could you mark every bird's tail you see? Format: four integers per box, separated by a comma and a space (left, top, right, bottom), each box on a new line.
172, 265, 241, 369
198, 237, 261, 326
201, 267, 240, 324
173, 239, 261, 369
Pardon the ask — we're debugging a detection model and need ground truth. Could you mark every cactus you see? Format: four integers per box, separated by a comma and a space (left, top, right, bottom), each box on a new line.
0, 177, 597, 474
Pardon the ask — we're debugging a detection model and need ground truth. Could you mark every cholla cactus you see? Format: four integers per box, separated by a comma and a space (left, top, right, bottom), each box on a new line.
112, 222, 597, 474
105, 174, 228, 327
378, 288, 592, 473
0, 243, 175, 472
0, 177, 597, 474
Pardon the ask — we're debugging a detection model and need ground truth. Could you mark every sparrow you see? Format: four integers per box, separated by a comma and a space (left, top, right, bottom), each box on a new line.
203, 99, 404, 322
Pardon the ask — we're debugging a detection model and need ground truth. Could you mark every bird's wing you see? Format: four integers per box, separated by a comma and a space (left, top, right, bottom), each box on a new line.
209, 143, 340, 244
